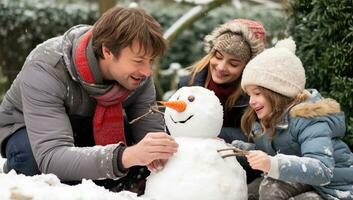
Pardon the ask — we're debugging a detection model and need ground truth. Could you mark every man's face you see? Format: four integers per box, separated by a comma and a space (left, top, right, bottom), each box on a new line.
100, 41, 154, 91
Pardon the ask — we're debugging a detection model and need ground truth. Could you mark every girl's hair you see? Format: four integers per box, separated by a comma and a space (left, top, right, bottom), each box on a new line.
241, 87, 309, 139
186, 53, 242, 111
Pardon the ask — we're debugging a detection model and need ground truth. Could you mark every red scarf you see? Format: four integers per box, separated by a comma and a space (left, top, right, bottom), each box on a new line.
207, 79, 235, 107
74, 30, 130, 145
207, 79, 236, 125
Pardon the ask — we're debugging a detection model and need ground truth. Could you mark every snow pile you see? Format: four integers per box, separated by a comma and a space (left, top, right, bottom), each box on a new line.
0, 156, 5, 173
0, 158, 152, 200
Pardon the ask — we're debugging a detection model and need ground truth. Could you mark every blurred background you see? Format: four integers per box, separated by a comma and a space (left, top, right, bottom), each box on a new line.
0, 0, 352, 148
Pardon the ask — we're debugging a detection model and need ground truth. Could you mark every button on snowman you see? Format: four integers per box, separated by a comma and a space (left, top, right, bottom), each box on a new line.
144, 86, 247, 200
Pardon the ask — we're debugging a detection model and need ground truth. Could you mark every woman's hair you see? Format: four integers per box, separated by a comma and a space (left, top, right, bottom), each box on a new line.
185, 19, 266, 111
92, 6, 166, 59
186, 52, 242, 111
241, 87, 309, 139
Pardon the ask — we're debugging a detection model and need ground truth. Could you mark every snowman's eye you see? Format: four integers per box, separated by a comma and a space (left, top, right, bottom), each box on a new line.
188, 95, 195, 102
176, 96, 180, 100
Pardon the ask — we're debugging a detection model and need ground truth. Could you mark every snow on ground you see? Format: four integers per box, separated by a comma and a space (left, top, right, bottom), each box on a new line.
0, 157, 151, 200
0, 156, 5, 173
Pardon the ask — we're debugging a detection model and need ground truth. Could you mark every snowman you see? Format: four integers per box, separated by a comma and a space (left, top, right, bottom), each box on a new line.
144, 86, 247, 200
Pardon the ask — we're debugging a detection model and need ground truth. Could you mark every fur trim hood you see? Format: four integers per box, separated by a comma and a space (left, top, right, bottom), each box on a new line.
290, 89, 341, 118
290, 98, 341, 118
289, 89, 346, 138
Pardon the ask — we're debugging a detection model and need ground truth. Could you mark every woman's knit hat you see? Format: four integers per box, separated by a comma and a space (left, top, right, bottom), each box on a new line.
241, 38, 306, 98
204, 19, 266, 63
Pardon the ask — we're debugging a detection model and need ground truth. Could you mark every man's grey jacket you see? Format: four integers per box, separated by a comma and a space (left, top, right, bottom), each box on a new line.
0, 25, 164, 181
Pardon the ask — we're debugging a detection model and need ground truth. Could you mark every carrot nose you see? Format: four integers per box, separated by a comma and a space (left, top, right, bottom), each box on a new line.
159, 100, 187, 112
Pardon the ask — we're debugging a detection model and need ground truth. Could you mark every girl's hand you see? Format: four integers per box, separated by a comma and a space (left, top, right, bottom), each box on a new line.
246, 150, 271, 173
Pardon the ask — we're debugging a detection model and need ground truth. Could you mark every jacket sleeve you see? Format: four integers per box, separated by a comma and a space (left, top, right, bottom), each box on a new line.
21, 61, 126, 181
124, 77, 165, 143
218, 127, 248, 143
268, 121, 334, 186
178, 75, 191, 89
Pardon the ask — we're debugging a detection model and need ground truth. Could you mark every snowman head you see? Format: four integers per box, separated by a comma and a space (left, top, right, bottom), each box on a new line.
161, 86, 223, 138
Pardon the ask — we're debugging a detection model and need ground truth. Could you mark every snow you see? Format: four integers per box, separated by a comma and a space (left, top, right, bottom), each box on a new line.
336, 190, 353, 199
0, 157, 151, 200
323, 146, 333, 156
0, 157, 5, 173
276, 154, 332, 186
301, 163, 307, 172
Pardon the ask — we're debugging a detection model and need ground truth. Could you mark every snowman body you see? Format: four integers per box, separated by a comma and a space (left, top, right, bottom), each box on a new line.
144, 86, 247, 200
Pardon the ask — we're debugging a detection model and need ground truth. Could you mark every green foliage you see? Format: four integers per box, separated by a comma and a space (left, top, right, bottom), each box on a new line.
0, 3, 98, 90
289, 0, 353, 148
0, 69, 7, 101
0, 2, 287, 100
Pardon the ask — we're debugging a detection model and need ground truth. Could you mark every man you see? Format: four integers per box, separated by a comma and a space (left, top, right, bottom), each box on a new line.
0, 5, 178, 185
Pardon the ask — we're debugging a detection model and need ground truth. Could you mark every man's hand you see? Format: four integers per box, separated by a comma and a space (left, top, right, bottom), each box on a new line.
147, 159, 168, 172
122, 132, 178, 169
246, 150, 271, 173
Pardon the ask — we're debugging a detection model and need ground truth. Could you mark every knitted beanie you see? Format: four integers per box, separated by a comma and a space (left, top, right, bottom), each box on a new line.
241, 38, 306, 98
204, 19, 266, 62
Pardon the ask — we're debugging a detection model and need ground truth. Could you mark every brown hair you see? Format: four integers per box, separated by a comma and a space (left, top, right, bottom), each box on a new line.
241, 87, 309, 139
92, 6, 166, 59
187, 52, 242, 111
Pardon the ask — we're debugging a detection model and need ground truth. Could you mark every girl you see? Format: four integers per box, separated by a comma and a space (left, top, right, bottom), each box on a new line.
237, 38, 353, 200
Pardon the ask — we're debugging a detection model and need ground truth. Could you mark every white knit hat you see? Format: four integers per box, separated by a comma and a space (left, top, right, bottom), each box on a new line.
241, 38, 306, 98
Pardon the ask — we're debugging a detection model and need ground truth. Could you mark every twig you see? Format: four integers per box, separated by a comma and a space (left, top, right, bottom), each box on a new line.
129, 104, 165, 124
217, 147, 249, 158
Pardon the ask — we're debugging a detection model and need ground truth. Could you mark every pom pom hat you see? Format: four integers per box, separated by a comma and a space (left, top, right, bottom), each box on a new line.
241, 38, 306, 98
204, 19, 266, 63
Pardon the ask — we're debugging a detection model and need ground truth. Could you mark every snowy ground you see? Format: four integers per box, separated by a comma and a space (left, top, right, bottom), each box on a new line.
0, 157, 152, 200
0, 156, 5, 173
